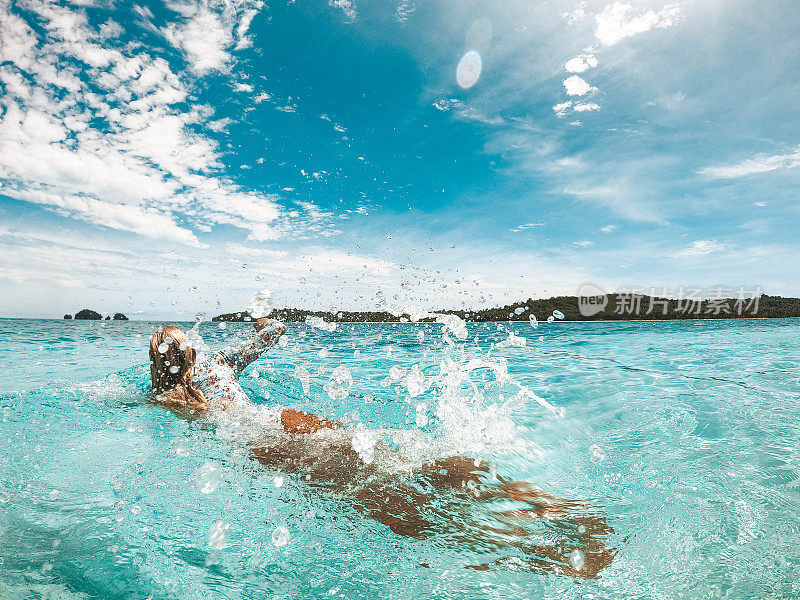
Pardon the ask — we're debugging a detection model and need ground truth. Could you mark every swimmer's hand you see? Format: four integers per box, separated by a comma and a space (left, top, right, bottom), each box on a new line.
254, 318, 286, 336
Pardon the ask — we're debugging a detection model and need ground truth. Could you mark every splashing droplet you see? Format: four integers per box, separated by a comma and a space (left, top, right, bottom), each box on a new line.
207, 521, 230, 550
272, 526, 290, 547
569, 549, 585, 570
589, 444, 606, 464
196, 462, 222, 494
324, 366, 353, 400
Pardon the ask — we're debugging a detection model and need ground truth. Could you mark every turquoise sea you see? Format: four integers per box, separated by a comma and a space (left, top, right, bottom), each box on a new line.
1, 317, 799, 599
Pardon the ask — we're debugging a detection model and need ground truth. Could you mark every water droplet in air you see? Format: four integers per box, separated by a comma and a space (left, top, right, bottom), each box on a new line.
196, 462, 222, 494
157, 343, 169, 354
219, 322, 227, 329
273, 475, 285, 487
415, 403, 428, 427
272, 526, 290, 547
207, 521, 230, 549
169, 365, 179, 374
569, 549, 585, 570
294, 365, 311, 395
247, 288, 273, 318
547, 316, 555, 323
553, 310, 565, 320
319, 348, 330, 359
324, 366, 353, 400
351, 426, 378, 464
529, 315, 538, 328
389, 365, 406, 380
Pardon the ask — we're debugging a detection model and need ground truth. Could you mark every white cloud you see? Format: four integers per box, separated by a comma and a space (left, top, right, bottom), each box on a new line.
600, 224, 617, 233
395, 0, 415, 23
164, 7, 234, 73
432, 98, 464, 111
595, 2, 681, 47
675, 240, 727, 257
564, 8, 586, 26
563, 182, 666, 223
329, 0, 357, 22
563, 75, 595, 96
0, 0, 292, 246
574, 101, 601, 112
226, 243, 395, 277
553, 100, 572, 117
699, 146, 800, 179
565, 53, 598, 74
509, 222, 543, 232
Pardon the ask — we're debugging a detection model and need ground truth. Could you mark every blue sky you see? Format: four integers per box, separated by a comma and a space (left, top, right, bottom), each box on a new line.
0, 0, 798, 319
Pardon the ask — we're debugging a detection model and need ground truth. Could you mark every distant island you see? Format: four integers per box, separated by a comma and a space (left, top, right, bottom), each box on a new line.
64, 309, 128, 320
212, 294, 800, 323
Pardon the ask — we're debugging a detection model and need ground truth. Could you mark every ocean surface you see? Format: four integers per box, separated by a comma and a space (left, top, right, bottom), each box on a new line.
1, 317, 799, 599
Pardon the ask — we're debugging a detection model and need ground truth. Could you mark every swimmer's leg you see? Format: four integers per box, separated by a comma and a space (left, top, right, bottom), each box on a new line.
280, 408, 339, 433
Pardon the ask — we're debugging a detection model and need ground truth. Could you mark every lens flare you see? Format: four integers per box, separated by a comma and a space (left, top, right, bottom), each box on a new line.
456, 50, 482, 89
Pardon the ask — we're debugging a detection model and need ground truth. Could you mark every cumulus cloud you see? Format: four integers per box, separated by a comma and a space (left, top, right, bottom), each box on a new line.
595, 2, 681, 47
563, 75, 596, 96
699, 146, 800, 179
565, 53, 598, 73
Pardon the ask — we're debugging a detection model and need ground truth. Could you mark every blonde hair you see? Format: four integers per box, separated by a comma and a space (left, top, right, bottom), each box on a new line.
149, 325, 207, 411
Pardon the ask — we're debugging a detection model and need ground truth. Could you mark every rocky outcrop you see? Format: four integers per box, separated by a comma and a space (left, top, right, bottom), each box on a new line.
113, 313, 128, 320
64, 314, 73, 319
74, 309, 102, 320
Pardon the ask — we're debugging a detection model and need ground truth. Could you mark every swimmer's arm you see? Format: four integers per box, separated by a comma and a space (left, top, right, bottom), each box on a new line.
219, 318, 286, 373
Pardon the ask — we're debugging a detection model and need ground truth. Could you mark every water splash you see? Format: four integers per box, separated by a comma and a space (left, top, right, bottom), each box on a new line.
306, 316, 337, 332
247, 289, 273, 319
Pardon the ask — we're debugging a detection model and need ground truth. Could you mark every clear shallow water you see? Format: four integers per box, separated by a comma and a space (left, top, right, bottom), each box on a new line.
1, 317, 799, 599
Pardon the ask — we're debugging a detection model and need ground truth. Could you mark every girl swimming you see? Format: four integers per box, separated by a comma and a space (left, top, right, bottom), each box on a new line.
148, 319, 616, 578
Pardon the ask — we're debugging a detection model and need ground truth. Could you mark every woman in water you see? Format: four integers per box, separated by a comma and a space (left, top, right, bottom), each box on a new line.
149, 318, 616, 578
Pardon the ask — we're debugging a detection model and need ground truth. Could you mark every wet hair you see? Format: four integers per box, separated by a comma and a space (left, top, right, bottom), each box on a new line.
149, 325, 207, 410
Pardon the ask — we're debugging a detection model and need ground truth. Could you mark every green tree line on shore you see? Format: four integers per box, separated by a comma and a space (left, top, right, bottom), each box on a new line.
212, 294, 800, 323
